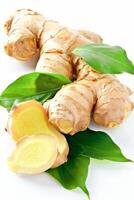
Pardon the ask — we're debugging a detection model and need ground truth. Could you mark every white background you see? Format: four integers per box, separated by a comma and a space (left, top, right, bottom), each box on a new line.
0, 0, 134, 200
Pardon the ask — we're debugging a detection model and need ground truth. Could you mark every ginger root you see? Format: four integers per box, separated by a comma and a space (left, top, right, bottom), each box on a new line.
44, 68, 133, 135
8, 100, 69, 168
8, 135, 58, 174
4, 9, 101, 79
4, 9, 133, 135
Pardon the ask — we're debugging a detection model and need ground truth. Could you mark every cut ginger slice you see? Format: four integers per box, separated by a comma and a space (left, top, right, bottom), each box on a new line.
8, 100, 68, 155
8, 100, 69, 167
8, 135, 58, 174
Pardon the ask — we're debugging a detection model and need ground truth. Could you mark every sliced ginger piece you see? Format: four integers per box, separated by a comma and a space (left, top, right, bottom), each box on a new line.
8, 100, 69, 167
8, 135, 58, 174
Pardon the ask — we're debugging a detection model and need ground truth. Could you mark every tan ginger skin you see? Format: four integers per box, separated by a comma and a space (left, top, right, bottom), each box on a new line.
4, 9, 133, 135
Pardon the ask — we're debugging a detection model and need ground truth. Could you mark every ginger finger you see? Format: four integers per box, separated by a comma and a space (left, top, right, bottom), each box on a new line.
78, 29, 103, 43
44, 79, 96, 135
36, 52, 73, 79
93, 75, 133, 127
4, 9, 45, 60
75, 58, 133, 128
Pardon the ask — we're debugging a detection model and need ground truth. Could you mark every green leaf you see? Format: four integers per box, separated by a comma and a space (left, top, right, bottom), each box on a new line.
73, 44, 134, 74
0, 72, 71, 110
66, 129, 131, 162
48, 156, 90, 199
47, 129, 131, 199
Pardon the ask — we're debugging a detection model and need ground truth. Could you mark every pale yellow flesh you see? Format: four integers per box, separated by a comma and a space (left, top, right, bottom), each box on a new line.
9, 100, 67, 154
8, 135, 58, 174
57, 119, 73, 134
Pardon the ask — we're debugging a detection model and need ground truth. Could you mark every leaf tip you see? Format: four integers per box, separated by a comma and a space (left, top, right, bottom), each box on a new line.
81, 185, 90, 200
